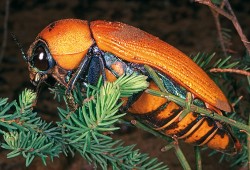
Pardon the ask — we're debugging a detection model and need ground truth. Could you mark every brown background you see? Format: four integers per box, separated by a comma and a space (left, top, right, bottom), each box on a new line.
0, 0, 249, 169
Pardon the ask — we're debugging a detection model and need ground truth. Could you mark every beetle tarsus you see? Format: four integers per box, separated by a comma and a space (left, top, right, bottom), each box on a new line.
66, 91, 78, 111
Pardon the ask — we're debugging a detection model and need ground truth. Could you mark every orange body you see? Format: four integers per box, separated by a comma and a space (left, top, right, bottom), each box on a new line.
27, 19, 240, 154
33, 19, 231, 112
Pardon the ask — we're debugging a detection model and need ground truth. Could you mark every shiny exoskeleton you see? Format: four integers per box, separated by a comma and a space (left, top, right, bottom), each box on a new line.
23, 19, 240, 154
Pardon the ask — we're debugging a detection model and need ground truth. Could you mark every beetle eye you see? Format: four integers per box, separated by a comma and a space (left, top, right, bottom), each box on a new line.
33, 46, 49, 71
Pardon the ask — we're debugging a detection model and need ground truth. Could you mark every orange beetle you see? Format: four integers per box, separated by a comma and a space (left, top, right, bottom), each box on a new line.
23, 19, 240, 154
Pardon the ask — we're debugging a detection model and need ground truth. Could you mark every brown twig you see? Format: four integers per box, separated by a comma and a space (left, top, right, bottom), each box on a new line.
224, 0, 250, 54
210, 7, 228, 56
195, 0, 233, 19
210, 68, 250, 76
195, 0, 250, 55
0, 0, 10, 62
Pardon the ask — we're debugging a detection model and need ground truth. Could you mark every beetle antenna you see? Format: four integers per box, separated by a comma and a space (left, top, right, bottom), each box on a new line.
10, 32, 28, 62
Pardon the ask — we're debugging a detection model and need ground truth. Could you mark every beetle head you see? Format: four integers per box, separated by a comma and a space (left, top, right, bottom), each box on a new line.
26, 19, 94, 87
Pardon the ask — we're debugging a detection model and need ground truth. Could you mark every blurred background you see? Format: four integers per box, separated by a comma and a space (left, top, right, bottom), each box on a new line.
0, 0, 249, 169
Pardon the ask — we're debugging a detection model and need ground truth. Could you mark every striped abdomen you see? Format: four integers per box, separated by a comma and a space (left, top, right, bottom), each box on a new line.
128, 82, 239, 154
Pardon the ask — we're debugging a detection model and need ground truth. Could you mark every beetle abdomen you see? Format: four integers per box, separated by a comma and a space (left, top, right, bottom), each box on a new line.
128, 82, 239, 154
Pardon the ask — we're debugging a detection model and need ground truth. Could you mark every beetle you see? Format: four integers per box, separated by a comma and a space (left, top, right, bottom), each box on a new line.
22, 19, 240, 154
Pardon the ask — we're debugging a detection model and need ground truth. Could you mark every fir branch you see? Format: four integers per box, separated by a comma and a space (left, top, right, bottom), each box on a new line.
2, 131, 61, 166
113, 73, 149, 97
191, 52, 240, 72
1, 74, 169, 169
192, 52, 216, 70
190, 52, 250, 82
0, 89, 64, 166
57, 74, 167, 169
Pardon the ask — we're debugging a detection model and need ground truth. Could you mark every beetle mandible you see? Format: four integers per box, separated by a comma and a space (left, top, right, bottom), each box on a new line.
22, 19, 241, 154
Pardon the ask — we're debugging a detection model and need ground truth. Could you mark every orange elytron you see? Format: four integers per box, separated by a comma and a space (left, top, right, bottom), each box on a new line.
23, 19, 240, 154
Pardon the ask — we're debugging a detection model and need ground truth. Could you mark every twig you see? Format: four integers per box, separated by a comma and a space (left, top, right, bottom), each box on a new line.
210, 5, 228, 56
210, 68, 250, 76
224, 0, 250, 54
0, 0, 10, 62
146, 89, 250, 134
194, 146, 202, 170
161, 141, 192, 170
174, 143, 192, 170
194, 0, 250, 55
195, 0, 233, 20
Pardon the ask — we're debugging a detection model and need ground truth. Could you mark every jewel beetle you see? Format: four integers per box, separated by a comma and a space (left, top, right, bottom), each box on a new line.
23, 19, 241, 154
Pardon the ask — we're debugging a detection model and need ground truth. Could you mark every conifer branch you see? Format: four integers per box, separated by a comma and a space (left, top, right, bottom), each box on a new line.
1, 74, 169, 169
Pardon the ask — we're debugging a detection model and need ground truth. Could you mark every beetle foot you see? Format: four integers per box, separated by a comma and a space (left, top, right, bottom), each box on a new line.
66, 92, 78, 112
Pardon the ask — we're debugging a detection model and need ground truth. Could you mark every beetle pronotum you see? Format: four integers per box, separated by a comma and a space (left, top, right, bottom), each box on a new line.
22, 19, 240, 154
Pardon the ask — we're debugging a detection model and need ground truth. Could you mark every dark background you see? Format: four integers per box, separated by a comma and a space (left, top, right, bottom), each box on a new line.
0, 0, 249, 169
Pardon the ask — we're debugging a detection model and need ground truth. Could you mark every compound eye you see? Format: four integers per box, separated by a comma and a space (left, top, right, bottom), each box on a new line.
33, 46, 49, 71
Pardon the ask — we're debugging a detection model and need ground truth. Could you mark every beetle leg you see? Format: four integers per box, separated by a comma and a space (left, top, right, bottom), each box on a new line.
98, 55, 106, 81
87, 55, 106, 85
66, 55, 91, 110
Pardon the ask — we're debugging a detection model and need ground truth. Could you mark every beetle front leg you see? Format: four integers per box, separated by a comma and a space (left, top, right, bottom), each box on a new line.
66, 55, 91, 110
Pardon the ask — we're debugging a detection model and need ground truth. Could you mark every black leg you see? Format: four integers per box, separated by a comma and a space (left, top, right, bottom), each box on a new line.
66, 55, 91, 110
87, 56, 100, 85
87, 54, 106, 86
66, 55, 91, 94
65, 53, 106, 110
98, 55, 106, 81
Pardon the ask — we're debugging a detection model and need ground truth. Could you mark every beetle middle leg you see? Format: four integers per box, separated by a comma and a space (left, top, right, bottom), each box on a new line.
65, 53, 106, 111
87, 55, 106, 85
